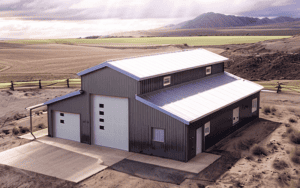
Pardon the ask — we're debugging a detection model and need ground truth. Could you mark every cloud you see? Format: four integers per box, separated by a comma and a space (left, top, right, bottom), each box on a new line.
0, 0, 298, 20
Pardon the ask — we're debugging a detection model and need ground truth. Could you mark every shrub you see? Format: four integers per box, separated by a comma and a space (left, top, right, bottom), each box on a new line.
277, 172, 291, 186
245, 155, 254, 161
287, 127, 295, 134
263, 106, 271, 114
2, 129, 10, 135
290, 131, 300, 144
237, 138, 256, 150
289, 117, 297, 123
20, 127, 29, 133
295, 147, 300, 156
273, 159, 289, 170
251, 145, 268, 156
271, 106, 277, 112
291, 155, 300, 164
38, 123, 46, 129
12, 127, 20, 135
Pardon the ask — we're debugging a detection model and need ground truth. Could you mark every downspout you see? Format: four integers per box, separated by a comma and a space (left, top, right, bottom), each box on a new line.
30, 109, 36, 139
25, 103, 45, 140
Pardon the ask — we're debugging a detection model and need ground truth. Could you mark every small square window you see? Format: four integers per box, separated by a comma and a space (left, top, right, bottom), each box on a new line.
60, 120, 64, 124
99, 118, 104, 122
204, 121, 210, 136
99, 104, 104, 108
100, 125, 104, 130
163, 76, 171, 86
206, 66, 211, 75
99, 111, 104, 115
152, 128, 164, 142
60, 113, 64, 116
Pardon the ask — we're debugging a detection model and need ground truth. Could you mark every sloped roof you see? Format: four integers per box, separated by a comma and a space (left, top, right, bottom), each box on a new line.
44, 90, 83, 105
77, 49, 228, 81
136, 72, 264, 125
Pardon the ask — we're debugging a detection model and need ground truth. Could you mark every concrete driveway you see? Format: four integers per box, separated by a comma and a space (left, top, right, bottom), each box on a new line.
0, 141, 107, 183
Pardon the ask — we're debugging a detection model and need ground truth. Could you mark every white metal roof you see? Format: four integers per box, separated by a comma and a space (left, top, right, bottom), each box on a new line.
77, 49, 228, 81
136, 72, 264, 125
44, 90, 83, 105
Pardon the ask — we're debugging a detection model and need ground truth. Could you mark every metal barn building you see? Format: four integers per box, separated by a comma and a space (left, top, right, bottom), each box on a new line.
44, 49, 263, 162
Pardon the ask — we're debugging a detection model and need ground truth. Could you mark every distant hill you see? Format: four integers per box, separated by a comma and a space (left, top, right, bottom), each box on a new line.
170, 12, 300, 29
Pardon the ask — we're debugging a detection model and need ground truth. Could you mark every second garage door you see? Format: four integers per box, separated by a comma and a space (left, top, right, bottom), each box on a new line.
53, 111, 80, 142
91, 95, 129, 151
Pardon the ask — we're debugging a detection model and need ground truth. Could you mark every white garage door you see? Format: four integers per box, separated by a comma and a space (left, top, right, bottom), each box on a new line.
91, 95, 129, 151
53, 111, 80, 142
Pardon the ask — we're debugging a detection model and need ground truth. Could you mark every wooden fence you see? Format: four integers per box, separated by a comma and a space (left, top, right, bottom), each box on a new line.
0, 79, 81, 90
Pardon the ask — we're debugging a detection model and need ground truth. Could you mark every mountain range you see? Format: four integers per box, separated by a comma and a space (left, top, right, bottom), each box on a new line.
168, 12, 300, 29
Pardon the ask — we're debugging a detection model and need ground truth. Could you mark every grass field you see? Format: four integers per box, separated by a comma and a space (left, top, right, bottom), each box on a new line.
255, 80, 300, 93
5, 36, 291, 46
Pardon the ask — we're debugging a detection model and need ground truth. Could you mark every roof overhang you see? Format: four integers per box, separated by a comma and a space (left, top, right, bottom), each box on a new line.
43, 90, 84, 105
77, 49, 229, 81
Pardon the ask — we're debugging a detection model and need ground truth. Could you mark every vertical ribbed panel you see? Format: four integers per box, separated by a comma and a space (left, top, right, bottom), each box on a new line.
81, 67, 186, 161
140, 63, 224, 94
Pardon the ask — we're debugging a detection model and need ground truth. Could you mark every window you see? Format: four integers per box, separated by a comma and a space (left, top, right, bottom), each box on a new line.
252, 98, 257, 113
99, 104, 104, 108
99, 111, 104, 115
60, 113, 64, 116
206, 66, 211, 75
99, 118, 104, 122
152, 128, 164, 142
99, 126, 104, 130
204, 121, 210, 136
163, 76, 171, 86
60, 120, 64, 124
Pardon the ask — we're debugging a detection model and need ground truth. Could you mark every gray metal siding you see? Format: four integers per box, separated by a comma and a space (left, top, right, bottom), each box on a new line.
81, 67, 186, 161
187, 91, 260, 160
47, 93, 90, 143
140, 62, 224, 94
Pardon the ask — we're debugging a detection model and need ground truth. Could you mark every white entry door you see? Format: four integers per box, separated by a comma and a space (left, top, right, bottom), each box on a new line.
196, 127, 202, 155
53, 111, 80, 142
91, 95, 129, 151
233, 107, 240, 125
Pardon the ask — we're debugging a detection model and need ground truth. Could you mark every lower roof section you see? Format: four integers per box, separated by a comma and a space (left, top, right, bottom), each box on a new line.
44, 90, 83, 105
136, 72, 264, 125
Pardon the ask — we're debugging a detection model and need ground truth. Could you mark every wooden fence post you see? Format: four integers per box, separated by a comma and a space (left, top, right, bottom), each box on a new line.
39, 80, 42, 89
67, 79, 69, 88
10, 81, 14, 91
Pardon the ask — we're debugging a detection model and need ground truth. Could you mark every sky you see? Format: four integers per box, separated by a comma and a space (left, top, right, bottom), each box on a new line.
0, 0, 299, 39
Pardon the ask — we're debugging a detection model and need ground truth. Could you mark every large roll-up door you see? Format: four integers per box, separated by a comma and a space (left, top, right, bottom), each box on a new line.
91, 95, 129, 151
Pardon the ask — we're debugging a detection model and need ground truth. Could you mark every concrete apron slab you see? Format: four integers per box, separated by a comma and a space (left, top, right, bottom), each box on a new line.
36, 136, 220, 174
127, 152, 221, 174
0, 141, 107, 183
18, 128, 48, 140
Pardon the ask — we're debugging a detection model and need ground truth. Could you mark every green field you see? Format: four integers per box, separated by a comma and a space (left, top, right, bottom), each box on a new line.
4, 36, 291, 46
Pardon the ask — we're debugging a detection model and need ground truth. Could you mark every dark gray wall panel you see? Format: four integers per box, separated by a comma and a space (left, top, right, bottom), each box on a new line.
47, 93, 89, 143
187, 91, 260, 160
140, 62, 224, 94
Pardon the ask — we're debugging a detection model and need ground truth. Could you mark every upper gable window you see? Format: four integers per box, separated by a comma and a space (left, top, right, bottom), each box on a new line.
206, 66, 212, 75
163, 76, 171, 86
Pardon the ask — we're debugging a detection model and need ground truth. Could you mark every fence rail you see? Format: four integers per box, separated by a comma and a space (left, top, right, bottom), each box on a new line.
0, 79, 81, 90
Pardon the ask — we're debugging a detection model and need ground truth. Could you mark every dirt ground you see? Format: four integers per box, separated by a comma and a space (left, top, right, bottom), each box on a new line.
0, 88, 300, 187
0, 35, 300, 187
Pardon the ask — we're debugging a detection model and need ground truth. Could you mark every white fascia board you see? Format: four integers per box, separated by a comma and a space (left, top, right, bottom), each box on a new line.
135, 95, 190, 125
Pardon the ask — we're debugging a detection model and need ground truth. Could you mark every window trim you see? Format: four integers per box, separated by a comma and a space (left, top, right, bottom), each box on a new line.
99, 104, 104, 108
152, 127, 165, 143
204, 121, 210, 136
99, 118, 104, 122
206, 66, 212, 75
99, 111, 104, 115
163, 76, 171, 86
60, 119, 64, 124
252, 98, 258, 113
60, 113, 64, 116
99, 125, 104, 130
